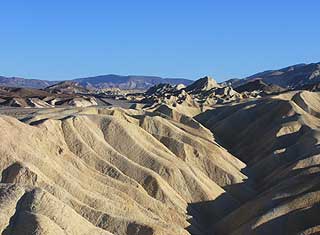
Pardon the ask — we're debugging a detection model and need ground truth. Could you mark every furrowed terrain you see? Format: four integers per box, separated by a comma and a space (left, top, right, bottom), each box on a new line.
0, 106, 250, 235
0, 70, 319, 235
196, 90, 320, 234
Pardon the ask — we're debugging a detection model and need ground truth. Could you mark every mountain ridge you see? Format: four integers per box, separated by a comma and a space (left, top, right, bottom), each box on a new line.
1, 62, 320, 91
226, 62, 320, 88
0, 74, 193, 90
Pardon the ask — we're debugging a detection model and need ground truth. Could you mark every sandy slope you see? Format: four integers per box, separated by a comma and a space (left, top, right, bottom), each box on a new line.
0, 106, 248, 235
196, 91, 320, 234
1, 90, 319, 235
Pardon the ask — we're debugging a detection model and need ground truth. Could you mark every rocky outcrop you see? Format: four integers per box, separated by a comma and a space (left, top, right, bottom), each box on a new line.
234, 79, 285, 95
44, 81, 90, 94
0, 86, 98, 108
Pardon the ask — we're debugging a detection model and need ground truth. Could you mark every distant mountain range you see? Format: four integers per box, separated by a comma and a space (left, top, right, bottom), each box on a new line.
0, 75, 193, 90
1, 62, 320, 89
0, 76, 56, 89
226, 62, 320, 88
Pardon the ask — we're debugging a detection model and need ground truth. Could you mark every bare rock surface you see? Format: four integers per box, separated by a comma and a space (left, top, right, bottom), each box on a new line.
196, 90, 320, 235
0, 106, 249, 235
0, 84, 319, 235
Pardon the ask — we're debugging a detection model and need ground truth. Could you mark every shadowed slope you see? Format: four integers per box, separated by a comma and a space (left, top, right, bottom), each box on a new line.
196, 91, 320, 235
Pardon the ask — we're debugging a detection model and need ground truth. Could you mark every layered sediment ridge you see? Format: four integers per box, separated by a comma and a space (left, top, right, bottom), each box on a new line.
0, 107, 248, 235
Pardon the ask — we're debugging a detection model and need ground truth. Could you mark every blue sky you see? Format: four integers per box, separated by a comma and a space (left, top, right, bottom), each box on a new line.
0, 1, 319, 81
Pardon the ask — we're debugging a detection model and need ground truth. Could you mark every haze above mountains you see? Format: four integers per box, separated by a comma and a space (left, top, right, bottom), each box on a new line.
1, 62, 320, 90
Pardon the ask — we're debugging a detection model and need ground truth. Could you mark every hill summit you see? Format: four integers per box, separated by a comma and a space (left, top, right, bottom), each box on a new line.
185, 76, 220, 93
